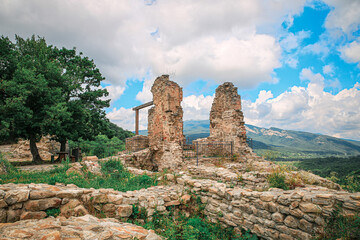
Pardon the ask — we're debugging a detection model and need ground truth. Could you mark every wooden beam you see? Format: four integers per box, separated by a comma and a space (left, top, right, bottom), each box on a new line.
133, 101, 153, 135
132, 101, 154, 110
135, 109, 139, 135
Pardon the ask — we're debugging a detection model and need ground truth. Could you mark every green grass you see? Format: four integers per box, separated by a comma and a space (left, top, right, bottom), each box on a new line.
316, 204, 360, 240
0, 156, 157, 192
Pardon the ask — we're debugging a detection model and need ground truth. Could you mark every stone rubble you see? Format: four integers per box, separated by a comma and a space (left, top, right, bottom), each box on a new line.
0, 214, 162, 240
65, 160, 102, 176
0, 136, 61, 162
187, 159, 341, 191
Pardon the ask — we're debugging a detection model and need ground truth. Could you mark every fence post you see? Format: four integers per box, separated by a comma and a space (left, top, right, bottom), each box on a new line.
196, 142, 199, 166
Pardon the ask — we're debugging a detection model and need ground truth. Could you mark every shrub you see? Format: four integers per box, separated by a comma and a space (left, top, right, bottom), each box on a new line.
231, 154, 239, 161
46, 208, 60, 217
101, 159, 125, 174
138, 208, 258, 240
69, 135, 126, 158
267, 172, 289, 190
0, 153, 17, 174
344, 173, 360, 192
127, 194, 258, 240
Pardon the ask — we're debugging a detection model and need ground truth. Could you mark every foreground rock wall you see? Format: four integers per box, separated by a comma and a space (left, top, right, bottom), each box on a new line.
0, 214, 162, 240
1, 173, 359, 240
0, 182, 185, 224
148, 75, 185, 171
184, 177, 359, 240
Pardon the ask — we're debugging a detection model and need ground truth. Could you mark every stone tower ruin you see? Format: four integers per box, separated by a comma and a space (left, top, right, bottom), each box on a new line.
147, 75, 185, 170
196, 82, 251, 155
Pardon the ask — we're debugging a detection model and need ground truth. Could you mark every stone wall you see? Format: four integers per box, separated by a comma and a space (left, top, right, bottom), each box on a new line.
125, 135, 149, 152
0, 136, 61, 162
1, 172, 359, 240
184, 177, 360, 240
0, 182, 184, 224
0, 214, 162, 239
147, 75, 185, 171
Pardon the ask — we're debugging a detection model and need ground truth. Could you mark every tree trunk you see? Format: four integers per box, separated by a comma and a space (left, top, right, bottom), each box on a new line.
29, 136, 43, 163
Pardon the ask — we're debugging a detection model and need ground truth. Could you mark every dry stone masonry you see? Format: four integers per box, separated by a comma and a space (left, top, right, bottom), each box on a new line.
0, 214, 162, 240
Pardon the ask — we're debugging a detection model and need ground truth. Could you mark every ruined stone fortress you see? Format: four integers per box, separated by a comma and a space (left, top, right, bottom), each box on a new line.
1, 75, 359, 240
125, 74, 254, 171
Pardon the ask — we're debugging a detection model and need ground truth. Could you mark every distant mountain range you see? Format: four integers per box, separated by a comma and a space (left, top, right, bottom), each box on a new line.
139, 120, 360, 159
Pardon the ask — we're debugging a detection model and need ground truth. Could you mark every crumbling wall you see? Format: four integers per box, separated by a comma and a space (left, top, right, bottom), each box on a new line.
147, 75, 185, 171
195, 82, 252, 156
0, 136, 61, 162
125, 135, 149, 152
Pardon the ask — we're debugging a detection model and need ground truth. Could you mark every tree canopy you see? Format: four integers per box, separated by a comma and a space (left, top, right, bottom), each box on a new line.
45, 46, 110, 152
0, 35, 110, 162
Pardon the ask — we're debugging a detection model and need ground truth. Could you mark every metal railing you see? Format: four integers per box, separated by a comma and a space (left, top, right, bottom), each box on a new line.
183, 141, 233, 166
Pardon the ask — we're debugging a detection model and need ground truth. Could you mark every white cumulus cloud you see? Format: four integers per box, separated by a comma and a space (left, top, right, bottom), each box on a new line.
323, 64, 335, 75
340, 39, 360, 67
104, 85, 125, 105
243, 69, 360, 140
182, 95, 214, 121
323, 0, 360, 36
0, 0, 308, 102
107, 107, 150, 132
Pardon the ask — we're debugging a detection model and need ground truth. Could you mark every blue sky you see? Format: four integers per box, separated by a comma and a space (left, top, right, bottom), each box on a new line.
1, 0, 360, 140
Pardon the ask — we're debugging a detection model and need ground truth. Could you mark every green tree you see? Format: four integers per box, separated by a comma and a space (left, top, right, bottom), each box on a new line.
0, 35, 64, 162
45, 47, 109, 153
0, 36, 17, 143
1, 35, 109, 162
102, 121, 134, 140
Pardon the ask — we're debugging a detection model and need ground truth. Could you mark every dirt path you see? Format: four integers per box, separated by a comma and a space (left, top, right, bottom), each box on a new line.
16, 163, 63, 172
